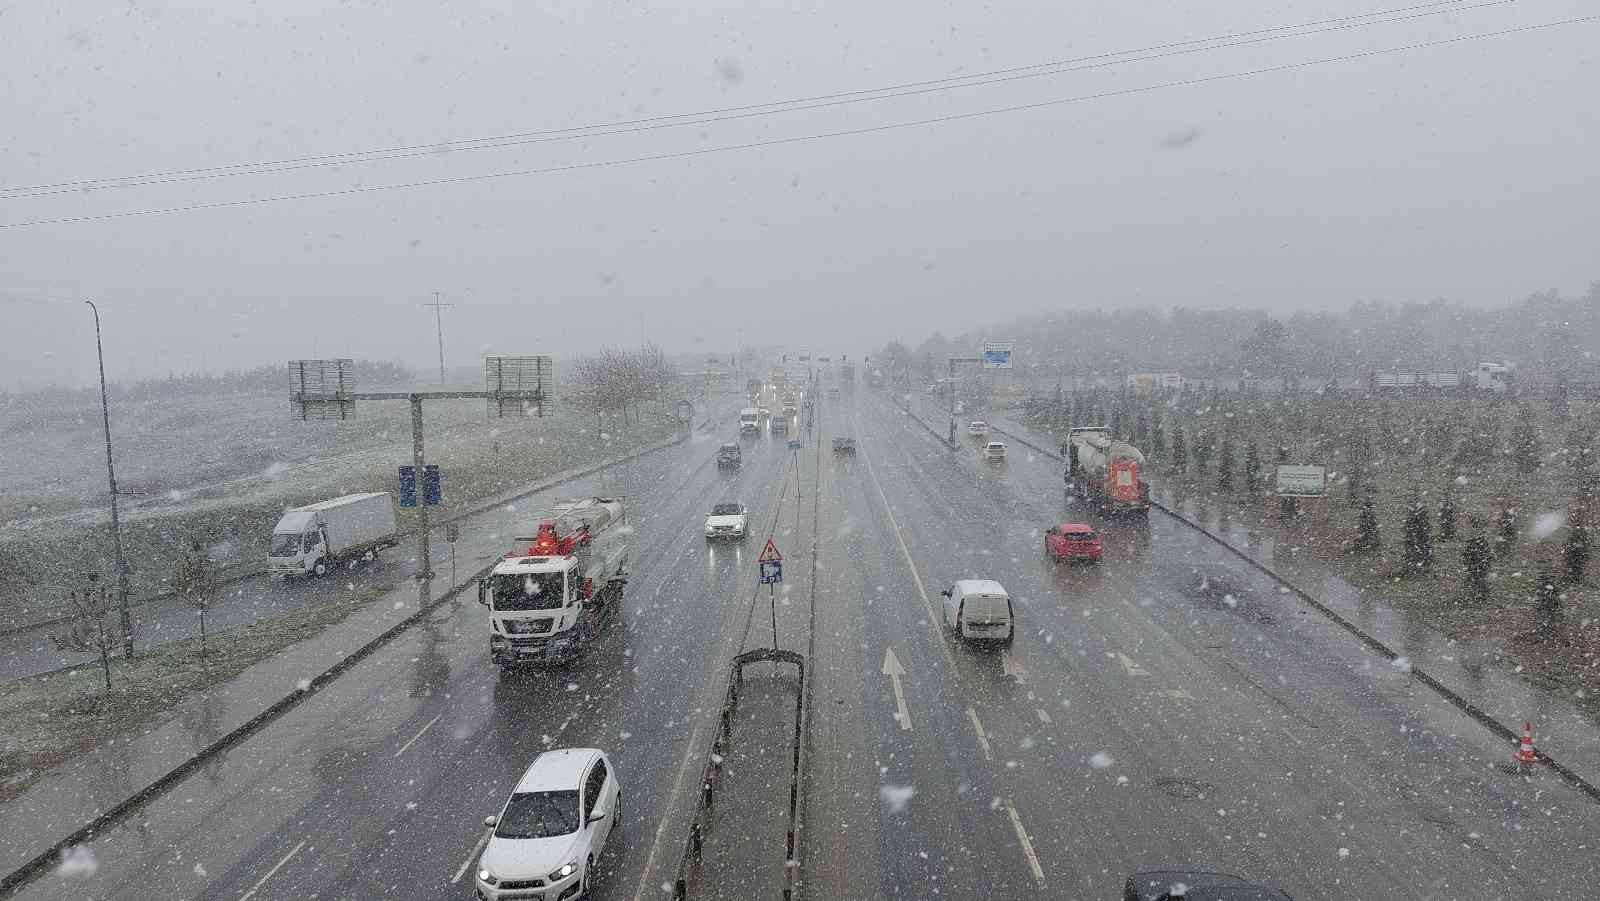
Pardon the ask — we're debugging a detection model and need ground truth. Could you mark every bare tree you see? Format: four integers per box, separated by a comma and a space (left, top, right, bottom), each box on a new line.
173, 540, 218, 661
51, 579, 116, 692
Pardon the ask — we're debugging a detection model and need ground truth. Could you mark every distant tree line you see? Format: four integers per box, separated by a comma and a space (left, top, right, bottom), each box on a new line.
885, 284, 1600, 385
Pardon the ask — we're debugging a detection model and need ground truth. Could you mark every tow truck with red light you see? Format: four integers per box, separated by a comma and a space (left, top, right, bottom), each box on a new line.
477, 497, 630, 666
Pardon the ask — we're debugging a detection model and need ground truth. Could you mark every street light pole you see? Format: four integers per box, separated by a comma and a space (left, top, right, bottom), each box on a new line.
85, 300, 133, 657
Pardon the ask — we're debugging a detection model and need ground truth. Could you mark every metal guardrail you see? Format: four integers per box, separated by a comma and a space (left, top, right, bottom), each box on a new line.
671, 647, 806, 900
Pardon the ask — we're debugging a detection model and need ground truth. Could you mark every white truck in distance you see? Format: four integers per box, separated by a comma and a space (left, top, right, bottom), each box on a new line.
479, 497, 630, 666
739, 407, 761, 433
267, 492, 398, 578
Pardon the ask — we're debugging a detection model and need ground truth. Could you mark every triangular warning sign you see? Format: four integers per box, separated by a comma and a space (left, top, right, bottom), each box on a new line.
757, 538, 782, 563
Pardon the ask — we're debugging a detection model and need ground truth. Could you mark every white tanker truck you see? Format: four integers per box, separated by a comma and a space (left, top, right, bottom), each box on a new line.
1065, 427, 1151, 515
477, 497, 630, 666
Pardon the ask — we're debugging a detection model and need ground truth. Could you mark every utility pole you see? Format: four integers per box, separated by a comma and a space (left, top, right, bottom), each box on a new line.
85, 301, 133, 657
424, 293, 454, 385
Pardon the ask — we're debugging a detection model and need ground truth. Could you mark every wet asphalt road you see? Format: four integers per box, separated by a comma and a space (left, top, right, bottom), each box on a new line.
803, 392, 1600, 900
13, 386, 1600, 900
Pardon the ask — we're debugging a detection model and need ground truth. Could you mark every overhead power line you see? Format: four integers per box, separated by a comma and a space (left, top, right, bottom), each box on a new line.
2, 0, 1504, 199
2, 13, 1594, 231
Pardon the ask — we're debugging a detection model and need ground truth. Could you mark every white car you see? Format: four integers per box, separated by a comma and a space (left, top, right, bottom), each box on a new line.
967, 420, 989, 436
477, 748, 621, 900
940, 579, 1014, 645
704, 502, 749, 540
983, 441, 1007, 461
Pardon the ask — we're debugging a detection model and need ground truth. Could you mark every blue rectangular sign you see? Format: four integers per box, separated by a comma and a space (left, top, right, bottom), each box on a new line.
787, 439, 802, 450
423, 464, 441, 506
759, 560, 783, 584
398, 465, 417, 507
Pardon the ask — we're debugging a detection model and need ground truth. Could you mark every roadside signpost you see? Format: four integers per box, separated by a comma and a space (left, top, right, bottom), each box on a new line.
758, 539, 783, 650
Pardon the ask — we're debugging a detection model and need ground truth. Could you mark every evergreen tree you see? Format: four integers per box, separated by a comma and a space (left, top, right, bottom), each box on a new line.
1353, 490, 1381, 553
1462, 521, 1493, 598
1437, 481, 1459, 541
1513, 405, 1542, 475
1497, 505, 1519, 555
1402, 488, 1433, 572
1149, 418, 1167, 462
1217, 438, 1235, 491
1194, 431, 1213, 475
1534, 562, 1563, 641
1171, 424, 1188, 473
1565, 505, 1591, 585
1244, 441, 1262, 495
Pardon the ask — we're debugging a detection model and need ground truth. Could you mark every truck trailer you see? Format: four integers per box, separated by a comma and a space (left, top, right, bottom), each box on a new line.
1066, 428, 1151, 515
267, 492, 398, 578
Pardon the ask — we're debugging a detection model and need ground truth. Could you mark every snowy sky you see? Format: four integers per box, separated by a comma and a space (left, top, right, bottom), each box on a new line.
2, 0, 1596, 388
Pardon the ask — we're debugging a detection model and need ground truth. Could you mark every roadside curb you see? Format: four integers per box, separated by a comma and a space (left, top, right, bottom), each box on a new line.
0, 421, 712, 895
989, 420, 1600, 806
0, 427, 692, 643
897, 398, 956, 449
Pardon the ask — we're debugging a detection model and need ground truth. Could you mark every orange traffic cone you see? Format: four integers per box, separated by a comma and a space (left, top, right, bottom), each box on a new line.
1513, 721, 1537, 769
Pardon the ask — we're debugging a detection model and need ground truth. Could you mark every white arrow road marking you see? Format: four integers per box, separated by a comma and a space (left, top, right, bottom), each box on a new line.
239, 839, 306, 901
452, 828, 493, 884
966, 707, 993, 760
1115, 652, 1149, 677
882, 647, 913, 731
1004, 800, 1047, 887
1156, 688, 1195, 701
1001, 649, 1027, 683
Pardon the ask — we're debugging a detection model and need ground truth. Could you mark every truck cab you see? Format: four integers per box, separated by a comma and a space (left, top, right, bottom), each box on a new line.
482, 551, 587, 664
268, 513, 328, 576
739, 408, 761, 433
479, 498, 628, 666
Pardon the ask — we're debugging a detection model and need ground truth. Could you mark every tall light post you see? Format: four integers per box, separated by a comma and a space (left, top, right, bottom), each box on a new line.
85, 301, 133, 657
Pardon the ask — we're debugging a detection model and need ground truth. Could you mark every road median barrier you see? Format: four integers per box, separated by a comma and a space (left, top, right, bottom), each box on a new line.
671, 648, 806, 901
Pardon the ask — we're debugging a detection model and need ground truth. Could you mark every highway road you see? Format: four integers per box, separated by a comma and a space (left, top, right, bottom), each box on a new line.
11, 382, 1600, 900
804, 391, 1600, 900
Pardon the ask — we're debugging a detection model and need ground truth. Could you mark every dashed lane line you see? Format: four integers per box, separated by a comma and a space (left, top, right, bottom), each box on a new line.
966, 707, 994, 761
238, 839, 306, 901
451, 828, 493, 885
393, 714, 441, 758
1004, 800, 1047, 888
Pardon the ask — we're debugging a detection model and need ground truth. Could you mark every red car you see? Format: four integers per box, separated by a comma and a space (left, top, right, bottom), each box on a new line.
1045, 523, 1102, 562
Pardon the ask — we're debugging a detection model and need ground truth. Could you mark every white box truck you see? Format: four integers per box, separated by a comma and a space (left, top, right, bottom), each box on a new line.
268, 492, 398, 578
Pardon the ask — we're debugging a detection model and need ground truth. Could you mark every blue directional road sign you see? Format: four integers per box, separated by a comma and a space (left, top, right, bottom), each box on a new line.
760, 560, 783, 584
422, 464, 441, 506
787, 439, 802, 450
400, 464, 442, 507
398, 465, 417, 507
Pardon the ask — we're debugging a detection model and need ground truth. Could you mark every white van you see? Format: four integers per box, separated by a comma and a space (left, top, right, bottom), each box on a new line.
940, 579, 1014, 645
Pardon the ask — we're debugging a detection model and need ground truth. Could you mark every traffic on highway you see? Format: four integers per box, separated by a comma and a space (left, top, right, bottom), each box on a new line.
6, 1, 1598, 896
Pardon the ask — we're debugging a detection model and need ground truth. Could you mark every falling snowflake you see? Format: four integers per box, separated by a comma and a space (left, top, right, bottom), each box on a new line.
1089, 752, 1114, 769
57, 846, 98, 878
879, 785, 917, 813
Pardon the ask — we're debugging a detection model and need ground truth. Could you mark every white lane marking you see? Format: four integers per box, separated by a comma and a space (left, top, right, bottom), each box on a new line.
1004, 800, 1047, 887
1115, 652, 1149, 677
854, 428, 959, 673
1155, 689, 1195, 701
1035, 708, 1053, 725
1001, 649, 1027, 683
238, 839, 306, 901
452, 828, 493, 884
966, 707, 993, 761
882, 647, 913, 732
394, 714, 442, 758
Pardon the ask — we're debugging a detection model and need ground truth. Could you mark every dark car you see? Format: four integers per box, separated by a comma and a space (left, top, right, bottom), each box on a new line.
1125, 869, 1293, 900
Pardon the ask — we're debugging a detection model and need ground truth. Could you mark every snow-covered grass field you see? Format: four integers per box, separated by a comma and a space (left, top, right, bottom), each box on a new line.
0, 385, 681, 626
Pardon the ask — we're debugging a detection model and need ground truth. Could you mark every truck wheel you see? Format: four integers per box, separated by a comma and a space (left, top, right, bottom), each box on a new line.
312, 560, 328, 577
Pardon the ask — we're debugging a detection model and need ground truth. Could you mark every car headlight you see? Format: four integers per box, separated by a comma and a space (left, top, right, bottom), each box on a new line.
549, 860, 578, 880
478, 869, 498, 885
